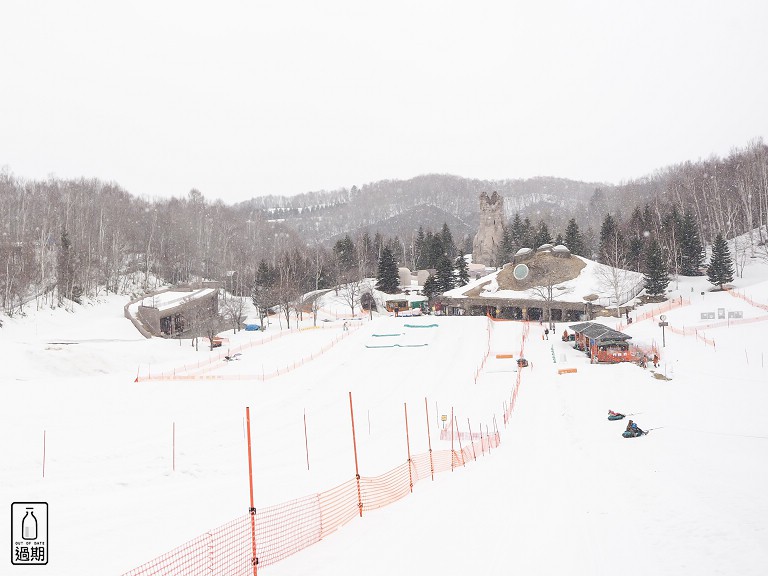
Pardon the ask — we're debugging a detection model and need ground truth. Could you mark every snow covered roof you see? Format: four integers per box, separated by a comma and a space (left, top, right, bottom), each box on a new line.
142, 288, 217, 312
569, 321, 631, 342
443, 254, 644, 306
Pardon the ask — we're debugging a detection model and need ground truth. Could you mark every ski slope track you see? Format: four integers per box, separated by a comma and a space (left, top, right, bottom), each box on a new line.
2, 260, 768, 576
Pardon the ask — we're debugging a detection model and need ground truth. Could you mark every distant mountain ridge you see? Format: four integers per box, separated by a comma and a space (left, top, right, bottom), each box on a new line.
237, 173, 614, 243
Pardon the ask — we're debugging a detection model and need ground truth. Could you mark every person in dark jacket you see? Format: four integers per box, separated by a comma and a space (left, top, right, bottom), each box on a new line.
625, 420, 645, 436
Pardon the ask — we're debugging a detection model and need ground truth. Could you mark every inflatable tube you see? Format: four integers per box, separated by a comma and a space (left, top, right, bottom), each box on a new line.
372, 333, 404, 337
622, 430, 645, 438
608, 414, 625, 421
404, 323, 438, 328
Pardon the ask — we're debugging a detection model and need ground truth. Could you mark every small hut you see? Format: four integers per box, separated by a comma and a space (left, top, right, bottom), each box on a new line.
569, 322, 633, 364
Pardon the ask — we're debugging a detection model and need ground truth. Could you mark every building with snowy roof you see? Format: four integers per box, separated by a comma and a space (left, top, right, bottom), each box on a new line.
436, 245, 644, 322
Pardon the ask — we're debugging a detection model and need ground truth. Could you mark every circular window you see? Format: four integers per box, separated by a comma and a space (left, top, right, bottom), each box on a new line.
513, 264, 529, 280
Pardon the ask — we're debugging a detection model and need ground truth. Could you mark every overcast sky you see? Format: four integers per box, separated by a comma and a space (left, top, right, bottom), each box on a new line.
1, 0, 767, 203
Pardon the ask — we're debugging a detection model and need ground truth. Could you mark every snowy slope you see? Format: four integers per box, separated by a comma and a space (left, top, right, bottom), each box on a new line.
1, 259, 768, 576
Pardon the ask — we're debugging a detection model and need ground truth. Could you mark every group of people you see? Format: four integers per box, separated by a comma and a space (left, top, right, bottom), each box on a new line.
624, 419, 646, 437
638, 353, 660, 369
608, 410, 647, 437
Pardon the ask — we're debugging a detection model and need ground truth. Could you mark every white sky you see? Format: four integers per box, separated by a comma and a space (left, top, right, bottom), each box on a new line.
1, 0, 767, 203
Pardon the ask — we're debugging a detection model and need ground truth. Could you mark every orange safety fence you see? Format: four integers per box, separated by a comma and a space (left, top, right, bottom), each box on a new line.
122, 441, 502, 576
123, 318, 522, 576
616, 297, 691, 332
139, 321, 365, 382
728, 288, 768, 312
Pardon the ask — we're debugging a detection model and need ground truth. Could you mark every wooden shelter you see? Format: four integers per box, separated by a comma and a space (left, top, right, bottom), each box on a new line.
568, 322, 634, 364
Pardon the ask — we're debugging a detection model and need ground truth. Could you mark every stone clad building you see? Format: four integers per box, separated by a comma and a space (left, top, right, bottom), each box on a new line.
472, 191, 504, 266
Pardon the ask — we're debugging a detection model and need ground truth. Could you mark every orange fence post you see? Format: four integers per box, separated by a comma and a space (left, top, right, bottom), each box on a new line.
349, 392, 363, 517
467, 419, 477, 461
451, 406, 455, 472
303, 410, 310, 471
425, 397, 434, 481
455, 416, 465, 467
404, 403, 413, 492
245, 407, 258, 575
486, 424, 492, 453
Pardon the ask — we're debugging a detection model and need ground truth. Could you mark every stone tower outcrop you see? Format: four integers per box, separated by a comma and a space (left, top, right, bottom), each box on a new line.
472, 191, 505, 266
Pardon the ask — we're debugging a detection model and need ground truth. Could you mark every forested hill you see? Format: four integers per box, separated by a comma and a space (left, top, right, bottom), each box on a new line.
2, 140, 767, 318
235, 174, 613, 242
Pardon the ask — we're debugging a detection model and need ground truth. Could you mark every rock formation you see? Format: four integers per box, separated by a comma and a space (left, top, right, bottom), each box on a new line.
472, 191, 505, 266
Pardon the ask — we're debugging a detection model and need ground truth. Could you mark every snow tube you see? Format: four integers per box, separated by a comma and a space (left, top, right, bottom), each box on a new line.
622, 430, 645, 438
403, 323, 438, 328
608, 414, 625, 421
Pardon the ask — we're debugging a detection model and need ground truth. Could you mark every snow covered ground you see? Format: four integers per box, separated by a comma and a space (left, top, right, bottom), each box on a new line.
2, 262, 768, 575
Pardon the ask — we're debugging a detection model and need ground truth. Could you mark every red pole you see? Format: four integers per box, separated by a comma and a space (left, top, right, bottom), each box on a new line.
486, 424, 492, 453
404, 403, 413, 492
425, 397, 434, 481
43, 430, 46, 479
349, 392, 363, 517
451, 406, 455, 472
246, 407, 258, 575
304, 410, 310, 471
480, 424, 485, 456
455, 416, 465, 467
467, 419, 477, 461
493, 415, 499, 445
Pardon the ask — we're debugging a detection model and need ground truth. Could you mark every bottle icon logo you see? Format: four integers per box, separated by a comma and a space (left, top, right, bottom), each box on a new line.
11, 502, 48, 565
22, 508, 38, 540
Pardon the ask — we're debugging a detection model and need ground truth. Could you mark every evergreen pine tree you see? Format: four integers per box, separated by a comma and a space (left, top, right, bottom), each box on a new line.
422, 231, 437, 268
441, 223, 457, 260
375, 247, 400, 293
510, 213, 525, 248
533, 220, 553, 247
555, 233, 564, 246
333, 235, 357, 271
454, 254, 470, 286
643, 239, 669, 296
599, 213, 625, 265
564, 218, 585, 256
627, 237, 645, 272
521, 217, 534, 248
679, 211, 704, 276
414, 226, 426, 269
256, 259, 275, 287
435, 254, 455, 293
496, 225, 514, 265
707, 233, 734, 290
461, 234, 473, 257
422, 274, 440, 299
